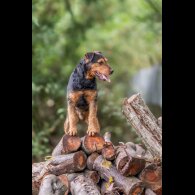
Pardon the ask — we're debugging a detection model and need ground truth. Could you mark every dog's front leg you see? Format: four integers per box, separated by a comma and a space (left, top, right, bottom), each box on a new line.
67, 102, 79, 136
85, 91, 100, 136
87, 101, 100, 136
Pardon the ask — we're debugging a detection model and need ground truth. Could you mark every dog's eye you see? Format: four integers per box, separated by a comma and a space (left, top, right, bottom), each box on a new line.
99, 61, 103, 65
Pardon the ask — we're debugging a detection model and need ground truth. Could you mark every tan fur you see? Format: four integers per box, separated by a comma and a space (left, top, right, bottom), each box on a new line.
64, 90, 99, 136
64, 56, 112, 136
86, 58, 111, 80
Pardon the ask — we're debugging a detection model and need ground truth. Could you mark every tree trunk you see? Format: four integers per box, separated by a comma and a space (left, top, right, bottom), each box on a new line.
81, 134, 105, 154
93, 155, 144, 195
122, 93, 162, 160
102, 132, 116, 161
38, 174, 68, 195
52, 134, 81, 156
139, 163, 162, 195
115, 143, 146, 176
70, 175, 101, 195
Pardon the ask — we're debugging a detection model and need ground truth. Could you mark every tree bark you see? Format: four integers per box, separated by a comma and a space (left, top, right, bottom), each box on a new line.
87, 152, 100, 170
52, 134, 81, 156
34, 151, 87, 183
32, 162, 45, 195
70, 175, 101, 195
145, 188, 157, 195
58, 174, 69, 195
115, 143, 146, 176
139, 163, 162, 195
101, 180, 121, 195
122, 93, 162, 160
102, 132, 116, 161
84, 170, 100, 184
38, 174, 68, 195
81, 134, 105, 154
93, 155, 144, 195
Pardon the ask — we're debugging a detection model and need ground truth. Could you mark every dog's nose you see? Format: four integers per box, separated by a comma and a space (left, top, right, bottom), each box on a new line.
110, 69, 114, 74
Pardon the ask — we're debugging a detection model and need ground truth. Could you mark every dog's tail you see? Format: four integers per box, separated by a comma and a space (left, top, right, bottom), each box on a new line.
64, 117, 69, 134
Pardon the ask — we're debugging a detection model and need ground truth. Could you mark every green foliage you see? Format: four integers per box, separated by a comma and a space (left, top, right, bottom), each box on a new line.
32, 0, 162, 161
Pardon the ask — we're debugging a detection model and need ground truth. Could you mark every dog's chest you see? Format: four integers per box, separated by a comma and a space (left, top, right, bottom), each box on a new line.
67, 71, 97, 91
76, 95, 89, 110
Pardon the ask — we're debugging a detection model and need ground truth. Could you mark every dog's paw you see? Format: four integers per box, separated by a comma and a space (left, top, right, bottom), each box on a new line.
87, 129, 98, 136
67, 129, 78, 136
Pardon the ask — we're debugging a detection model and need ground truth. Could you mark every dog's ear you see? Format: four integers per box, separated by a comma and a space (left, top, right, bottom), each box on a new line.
84, 52, 95, 63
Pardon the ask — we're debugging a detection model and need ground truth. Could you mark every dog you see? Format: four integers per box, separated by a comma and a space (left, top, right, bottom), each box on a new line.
64, 51, 113, 136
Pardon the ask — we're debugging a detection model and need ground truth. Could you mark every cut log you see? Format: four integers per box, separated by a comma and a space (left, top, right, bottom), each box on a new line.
82, 134, 105, 154
87, 152, 100, 170
47, 151, 87, 175
93, 155, 145, 195
102, 132, 116, 161
32, 162, 45, 195
101, 180, 121, 195
52, 134, 81, 156
36, 151, 87, 181
38, 174, 68, 195
115, 144, 146, 176
122, 93, 162, 160
84, 170, 100, 184
67, 170, 100, 184
135, 144, 146, 156
70, 175, 101, 195
139, 163, 162, 195
144, 188, 157, 195
58, 174, 69, 195
157, 117, 162, 128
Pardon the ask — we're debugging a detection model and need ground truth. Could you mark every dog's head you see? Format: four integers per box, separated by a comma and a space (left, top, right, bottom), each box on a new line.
84, 51, 113, 82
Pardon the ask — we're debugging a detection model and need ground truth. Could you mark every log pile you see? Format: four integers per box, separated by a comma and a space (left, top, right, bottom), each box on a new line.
32, 94, 162, 195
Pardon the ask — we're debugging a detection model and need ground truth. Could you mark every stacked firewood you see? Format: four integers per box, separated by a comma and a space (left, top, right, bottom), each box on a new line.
32, 133, 161, 195
32, 94, 162, 195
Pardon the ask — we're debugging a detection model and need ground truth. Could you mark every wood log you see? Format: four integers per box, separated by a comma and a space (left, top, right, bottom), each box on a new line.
145, 188, 157, 195
32, 162, 45, 195
93, 155, 145, 195
87, 152, 100, 170
81, 134, 105, 154
34, 151, 87, 182
115, 143, 146, 176
70, 175, 101, 195
66, 170, 100, 184
38, 174, 68, 195
52, 134, 81, 156
84, 170, 100, 184
58, 175, 69, 195
157, 117, 162, 128
101, 180, 121, 195
139, 163, 162, 195
122, 93, 162, 160
102, 132, 116, 161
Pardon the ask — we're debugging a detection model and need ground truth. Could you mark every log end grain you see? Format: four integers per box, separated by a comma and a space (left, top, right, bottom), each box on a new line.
87, 152, 100, 170
102, 143, 116, 161
62, 134, 81, 154
73, 150, 87, 171
82, 134, 105, 154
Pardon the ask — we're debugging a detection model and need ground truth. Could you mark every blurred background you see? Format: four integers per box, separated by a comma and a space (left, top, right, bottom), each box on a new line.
32, 0, 162, 162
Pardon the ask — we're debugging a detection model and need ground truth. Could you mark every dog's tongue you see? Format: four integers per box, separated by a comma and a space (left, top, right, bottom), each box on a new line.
102, 74, 111, 82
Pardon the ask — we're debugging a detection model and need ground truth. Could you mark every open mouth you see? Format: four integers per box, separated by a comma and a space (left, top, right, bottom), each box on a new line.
95, 72, 111, 82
